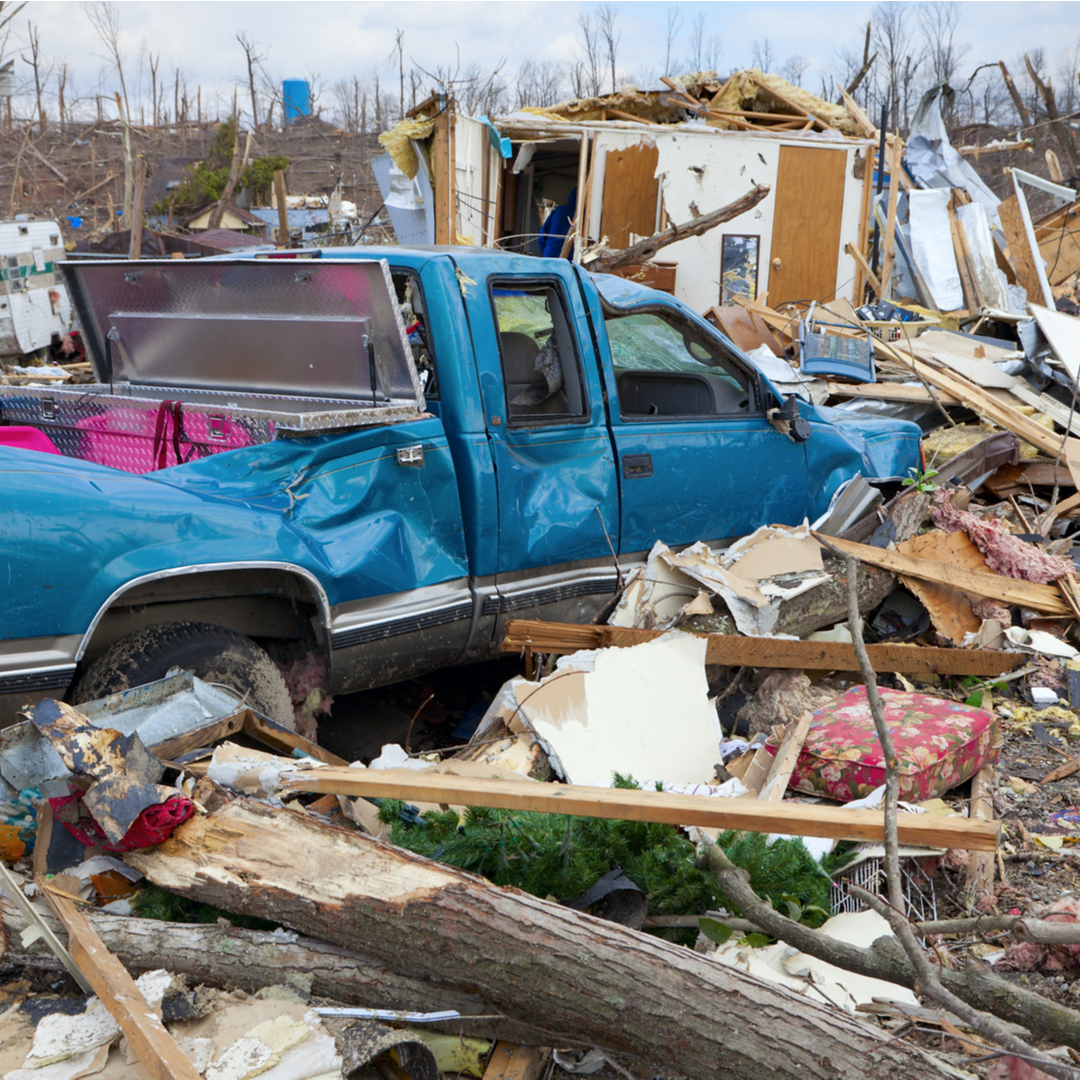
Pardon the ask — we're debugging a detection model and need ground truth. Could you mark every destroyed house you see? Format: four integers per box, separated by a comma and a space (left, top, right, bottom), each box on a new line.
376, 77, 878, 314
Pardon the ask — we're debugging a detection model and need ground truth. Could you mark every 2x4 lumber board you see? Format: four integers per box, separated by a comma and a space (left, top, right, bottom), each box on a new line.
878, 339, 1065, 458
750, 76, 827, 130
845, 241, 882, 296
758, 711, 813, 801
880, 136, 902, 293
501, 620, 1028, 677
825, 381, 959, 405
279, 767, 999, 850
0, 862, 91, 993
43, 889, 202, 1080
816, 533, 1070, 615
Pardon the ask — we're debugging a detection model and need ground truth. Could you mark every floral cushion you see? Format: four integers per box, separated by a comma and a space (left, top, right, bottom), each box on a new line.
765, 686, 1000, 803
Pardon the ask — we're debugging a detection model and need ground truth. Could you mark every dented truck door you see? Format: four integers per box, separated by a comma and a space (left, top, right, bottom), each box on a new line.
587, 275, 811, 554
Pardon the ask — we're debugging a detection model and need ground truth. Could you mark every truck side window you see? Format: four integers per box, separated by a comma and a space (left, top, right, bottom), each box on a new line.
491, 280, 587, 424
604, 311, 756, 420
392, 269, 438, 399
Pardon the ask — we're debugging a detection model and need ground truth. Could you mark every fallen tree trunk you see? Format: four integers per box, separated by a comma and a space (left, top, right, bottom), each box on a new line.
684, 559, 898, 640
584, 184, 770, 273
127, 800, 964, 1080
0, 896, 537, 1044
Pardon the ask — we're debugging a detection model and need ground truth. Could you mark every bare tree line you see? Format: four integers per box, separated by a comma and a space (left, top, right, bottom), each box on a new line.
4, 1, 1080, 152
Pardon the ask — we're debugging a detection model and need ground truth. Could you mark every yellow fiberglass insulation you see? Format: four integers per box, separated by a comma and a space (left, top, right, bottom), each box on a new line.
709, 69, 858, 135
377, 117, 436, 179
923, 413, 1055, 464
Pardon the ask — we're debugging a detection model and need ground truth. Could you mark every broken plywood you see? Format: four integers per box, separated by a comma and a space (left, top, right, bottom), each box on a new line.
896, 531, 990, 644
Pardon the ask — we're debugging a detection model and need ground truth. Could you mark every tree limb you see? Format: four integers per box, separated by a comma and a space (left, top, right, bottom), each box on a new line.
582, 184, 769, 272
694, 839, 1080, 1052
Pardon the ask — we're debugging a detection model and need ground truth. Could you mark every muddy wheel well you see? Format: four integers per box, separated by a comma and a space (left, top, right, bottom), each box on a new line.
80, 568, 326, 666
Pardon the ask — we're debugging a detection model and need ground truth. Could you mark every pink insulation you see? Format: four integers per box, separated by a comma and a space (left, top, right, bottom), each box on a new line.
277, 654, 335, 719
930, 488, 1074, 584
971, 599, 1013, 627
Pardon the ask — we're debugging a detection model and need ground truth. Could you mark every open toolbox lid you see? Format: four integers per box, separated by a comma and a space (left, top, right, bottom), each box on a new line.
60, 256, 424, 410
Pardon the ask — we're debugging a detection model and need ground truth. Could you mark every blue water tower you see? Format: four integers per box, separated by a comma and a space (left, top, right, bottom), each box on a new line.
282, 79, 311, 123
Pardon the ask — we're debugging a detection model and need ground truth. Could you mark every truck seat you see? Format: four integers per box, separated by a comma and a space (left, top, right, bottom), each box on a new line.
0, 425, 61, 454
500, 332, 568, 416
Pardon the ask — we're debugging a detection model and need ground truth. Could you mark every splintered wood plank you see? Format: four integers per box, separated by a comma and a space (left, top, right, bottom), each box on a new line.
768, 145, 847, 307
599, 143, 660, 250
483, 1043, 551, 1080
896, 531, 988, 645
965, 765, 996, 900
876, 338, 1064, 459
279, 767, 1000, 849
817, 533, 1070, 615
758, 711, 813, 802
999, 194, 1044, 303
501, 620, 1027, 677
42, 889, 202, 1080
0, 862, 91, 993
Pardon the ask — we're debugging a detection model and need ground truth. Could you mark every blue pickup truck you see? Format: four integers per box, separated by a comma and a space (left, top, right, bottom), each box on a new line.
0, 249, 920, 727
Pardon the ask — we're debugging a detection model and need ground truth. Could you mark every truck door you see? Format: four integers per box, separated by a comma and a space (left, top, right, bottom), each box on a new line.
599, 303, 811, 554
458, 261, 619, 578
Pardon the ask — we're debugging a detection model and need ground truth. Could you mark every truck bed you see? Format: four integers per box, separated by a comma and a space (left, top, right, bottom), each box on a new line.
0, 382, 423, 474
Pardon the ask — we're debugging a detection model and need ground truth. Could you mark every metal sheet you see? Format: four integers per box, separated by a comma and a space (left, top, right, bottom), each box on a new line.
0, 671, 243, 792
61, 256, 423, 408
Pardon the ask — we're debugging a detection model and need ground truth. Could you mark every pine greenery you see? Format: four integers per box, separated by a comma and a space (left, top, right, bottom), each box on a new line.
382, 776, 850, 942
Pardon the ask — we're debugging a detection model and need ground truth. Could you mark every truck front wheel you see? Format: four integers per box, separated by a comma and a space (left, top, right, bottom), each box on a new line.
70, 621, 297, 730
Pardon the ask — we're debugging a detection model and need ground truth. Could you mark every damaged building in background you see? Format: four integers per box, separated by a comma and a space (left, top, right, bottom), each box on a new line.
374, 71, 883, 313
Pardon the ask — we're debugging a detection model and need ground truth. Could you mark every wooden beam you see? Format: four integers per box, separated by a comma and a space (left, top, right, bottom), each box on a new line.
42, 888, 202, 1080
750, 76, 828, 131
965, 765, 995, 900
825, 382, 960, 406
879, 136, 902, 293
279, 767, 1000, 849
0, 861, 91, 993
501, 620, 1028, 677
836, 84, 876, 138
815, 533, 1070, 615
877, 338, 1066, 459
758, 712, 813, 802
845, 241, 882, 296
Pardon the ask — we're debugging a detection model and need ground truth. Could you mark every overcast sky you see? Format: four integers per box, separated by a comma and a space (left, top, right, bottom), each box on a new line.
16, 1, 1080, 118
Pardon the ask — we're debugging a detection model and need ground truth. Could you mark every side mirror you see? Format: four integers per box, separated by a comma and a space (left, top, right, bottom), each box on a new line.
772, 394, 812, 443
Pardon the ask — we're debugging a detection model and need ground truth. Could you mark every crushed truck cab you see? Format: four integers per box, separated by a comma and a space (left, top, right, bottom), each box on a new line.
0, 248, 920, 723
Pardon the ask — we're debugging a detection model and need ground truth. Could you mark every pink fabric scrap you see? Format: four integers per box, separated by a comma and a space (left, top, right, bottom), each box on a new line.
930, 488, 1073, 584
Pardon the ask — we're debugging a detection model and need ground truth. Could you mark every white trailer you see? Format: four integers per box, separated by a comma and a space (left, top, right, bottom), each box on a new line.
0, 217, 73, 361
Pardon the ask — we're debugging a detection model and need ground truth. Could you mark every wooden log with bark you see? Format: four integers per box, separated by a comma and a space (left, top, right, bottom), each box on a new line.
583, 184, 770, 273
125, 799, 965, 1080
0, 895, 539, 1044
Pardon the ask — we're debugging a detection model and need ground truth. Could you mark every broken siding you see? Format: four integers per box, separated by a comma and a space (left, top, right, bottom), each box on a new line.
454, 115, 500, 247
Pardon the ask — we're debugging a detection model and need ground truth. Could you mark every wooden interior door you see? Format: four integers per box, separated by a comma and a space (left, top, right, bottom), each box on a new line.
767, 145, 847, 307
599, 144, 659, 249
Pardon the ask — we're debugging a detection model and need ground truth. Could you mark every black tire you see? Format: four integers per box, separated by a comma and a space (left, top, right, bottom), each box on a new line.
71, 621, 296, 730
